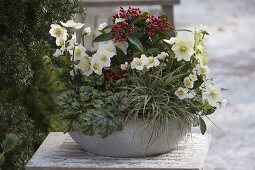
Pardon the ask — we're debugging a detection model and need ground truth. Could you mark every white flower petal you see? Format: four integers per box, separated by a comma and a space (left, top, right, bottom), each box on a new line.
98, 22, 107, 31
121, 62, 129, 70
83, 27, 91, 36
61, 20, 84, 29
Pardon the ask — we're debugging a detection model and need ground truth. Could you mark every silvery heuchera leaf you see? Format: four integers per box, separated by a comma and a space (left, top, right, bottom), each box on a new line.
56, 90, 77, 112
106, 92, 128, 111
80, 110, 96, 136
96, 110, 123, 138
81, 109, 123, 138
81, 123, 96, 136
79, 86, 94, 102
82, 74, 104, 86
93, 99, 104, 109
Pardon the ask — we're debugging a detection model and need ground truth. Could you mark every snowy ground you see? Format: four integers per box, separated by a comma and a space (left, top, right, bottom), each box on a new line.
83, 1, 255, 169
175, 0, 255, 169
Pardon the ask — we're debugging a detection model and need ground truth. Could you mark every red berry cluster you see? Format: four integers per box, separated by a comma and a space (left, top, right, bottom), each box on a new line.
144, 16, 173, 37
104, 68, 126, 82
112, 6, 141, 22
110, 21, 134, 42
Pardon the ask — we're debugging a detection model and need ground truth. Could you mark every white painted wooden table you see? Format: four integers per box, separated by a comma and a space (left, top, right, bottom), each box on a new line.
26, 132, 211, 170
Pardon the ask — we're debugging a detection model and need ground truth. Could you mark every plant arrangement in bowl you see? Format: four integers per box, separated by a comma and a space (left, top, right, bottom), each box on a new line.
46, 6, 227, 157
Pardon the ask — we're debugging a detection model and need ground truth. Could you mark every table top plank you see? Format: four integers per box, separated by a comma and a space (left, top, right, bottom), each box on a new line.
26, 132, 211, 170
82, 0, 180, 7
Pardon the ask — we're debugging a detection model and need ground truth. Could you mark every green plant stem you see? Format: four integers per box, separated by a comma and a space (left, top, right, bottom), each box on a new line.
82, 35, 85, 46
72, 45, 76, 85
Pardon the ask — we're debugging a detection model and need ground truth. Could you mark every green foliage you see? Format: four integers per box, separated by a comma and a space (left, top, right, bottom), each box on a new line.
2, 134, 19, 153
127, 36, 144, 52
55, 86, 127, 137
0, 104, 40, 170
199, 117, 206, 135
0, 134, 18, 169
18, 42, 63, 132
0, 0, 85, 169
0, 154, 4, 168
123, 65, 194, 128
81, 108, 123, 138
93, 33, 112, 42
0, 40, 32, 89
114, 46, 127, 64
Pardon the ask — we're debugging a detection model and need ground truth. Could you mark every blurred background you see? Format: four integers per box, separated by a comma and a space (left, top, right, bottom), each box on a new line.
0, 0, 254, 169
174, 1, 255, 170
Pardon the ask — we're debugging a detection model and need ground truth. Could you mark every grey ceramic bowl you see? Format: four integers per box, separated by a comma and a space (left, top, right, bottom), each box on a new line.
69, 119, 189, 157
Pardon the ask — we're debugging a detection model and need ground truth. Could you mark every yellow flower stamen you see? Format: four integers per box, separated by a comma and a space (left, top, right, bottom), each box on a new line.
84, 59, 91, 70
100, 55, 108, 62
184, 79, 192, 87
93, 63, 99, 70
135, 59, 142, 65
180, 46, 187, 53
148, 57, 154, 64
178, 90, 184, 96
210, 89, 218, 99
75, 48, 81, 56
54, 28, 62, 37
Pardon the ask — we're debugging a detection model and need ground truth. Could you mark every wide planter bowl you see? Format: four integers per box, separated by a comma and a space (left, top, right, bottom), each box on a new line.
69, 119, 189, 157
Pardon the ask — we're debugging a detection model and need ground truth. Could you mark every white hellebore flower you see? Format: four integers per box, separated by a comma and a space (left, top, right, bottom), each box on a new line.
169, 37, 176, 44
121, 62, 129, 70
172, 38, 194, 62
163, 37, 176, 45
91, 55, 103, 75
53, 49, 63, 57
175, 87, 189, 100
56, 36, 66, 48
98, 22, 107, 31
156, 52, 169, 60
98, 41, 116, 54
202, 84, 223, 107
77, 57, 93, 76
95, 49, 115, 67
196, 64, 210, 76
115, 41, 129, 55
183, 77, 194, 89
220, 99, 227, 108
146, 56, 160, 69
83, 27, 91, 36
130, 54, 148, 70
69, 44, 86, 61
49, 24, 67, 38
189, 74, 198, 82
60, 20, 84, 29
